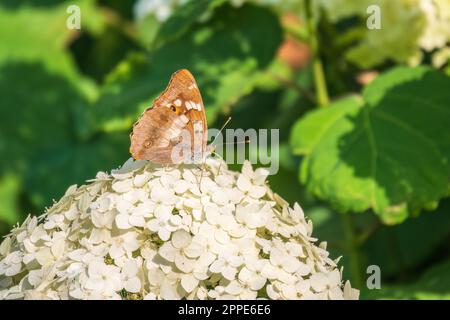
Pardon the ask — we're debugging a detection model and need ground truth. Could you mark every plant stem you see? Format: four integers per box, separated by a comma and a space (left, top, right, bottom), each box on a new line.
341, 212, 364, 289
302, 0, 363, 288
304, 0, 329, 107
302, 0, 364, 288
356, 219, 380, 246
268, 71, 316, 104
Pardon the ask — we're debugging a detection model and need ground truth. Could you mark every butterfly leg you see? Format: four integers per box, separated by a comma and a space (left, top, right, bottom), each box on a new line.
210, 150, 226, 176
193, 164, 206, 194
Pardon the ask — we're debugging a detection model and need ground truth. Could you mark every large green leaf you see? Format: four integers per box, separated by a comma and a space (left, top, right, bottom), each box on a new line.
0, 1, 104, 221
291, 67, 450, 224
0, 0, 103, 154
90, 3, 283, 132
0, 0, 103, 92
152, 0, 227, 49
0, 63, 84, 174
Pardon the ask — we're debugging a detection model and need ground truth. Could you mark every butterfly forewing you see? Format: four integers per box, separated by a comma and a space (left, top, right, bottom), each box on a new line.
130, 69, 208, 164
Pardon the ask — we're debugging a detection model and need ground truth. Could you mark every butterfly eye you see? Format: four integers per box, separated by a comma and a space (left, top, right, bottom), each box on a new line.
170, 105, 177, 112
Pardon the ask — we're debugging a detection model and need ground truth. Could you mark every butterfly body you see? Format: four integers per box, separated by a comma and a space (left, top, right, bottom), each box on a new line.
130, 69, 209, 164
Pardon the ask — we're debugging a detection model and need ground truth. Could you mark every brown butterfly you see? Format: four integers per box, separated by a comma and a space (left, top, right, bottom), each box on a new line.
130, 69, 211, 164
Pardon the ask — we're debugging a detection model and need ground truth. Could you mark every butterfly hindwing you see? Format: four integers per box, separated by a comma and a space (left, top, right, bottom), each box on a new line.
129, 107, 186, 164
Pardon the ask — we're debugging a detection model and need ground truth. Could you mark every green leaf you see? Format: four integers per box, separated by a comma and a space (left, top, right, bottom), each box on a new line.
152, 0, 227, 49
24, 133, 129, 208
0, 1, 109, 171
0, 0, 103, 93
362, 259, 450, 300
291, 67, 450, 224
0, 63, 86, 174
0, 2, 105, 217
90, 3, 283, 132
0, 173, 21, 225
136, 14, 161, 49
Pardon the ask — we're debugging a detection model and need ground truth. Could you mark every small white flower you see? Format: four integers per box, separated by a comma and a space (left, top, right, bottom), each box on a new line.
158, 230, 195, 273
146, 206, 180, 241
238, 258, 267, 290
133, 171, 151, 187
209, 251, 242, 281
223, 279, 257, 299
108, 231, 140, 259
43, 214, 65, 230
84, 260, 122, 295
147, 267, 181, 299
236, 175, 266, 199
121, 259, 141, 293
150, 184, 178, 206
112, 179, 133, 193
0, 251, 23, 276
309, 270, 343, 299
115, 199, 150, 229
236, 203, 270, 229
241, 161, 269, 185
90, 211, 115, 243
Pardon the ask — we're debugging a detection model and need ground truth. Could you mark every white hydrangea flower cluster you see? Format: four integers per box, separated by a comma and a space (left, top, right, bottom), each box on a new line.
0, 158, 359, 300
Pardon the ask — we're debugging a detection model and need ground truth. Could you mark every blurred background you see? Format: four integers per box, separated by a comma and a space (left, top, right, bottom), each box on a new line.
1, 0, 450, 299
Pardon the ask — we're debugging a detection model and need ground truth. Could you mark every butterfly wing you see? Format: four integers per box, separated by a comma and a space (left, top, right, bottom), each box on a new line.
130, 69, 208, 164
129, 107, 188, 164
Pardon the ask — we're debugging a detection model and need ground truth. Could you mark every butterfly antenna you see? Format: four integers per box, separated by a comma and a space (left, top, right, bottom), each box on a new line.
212, 136, 250, 175
211, 116, 232, 146
222, 137, 251, 145
196, 117, 231, 193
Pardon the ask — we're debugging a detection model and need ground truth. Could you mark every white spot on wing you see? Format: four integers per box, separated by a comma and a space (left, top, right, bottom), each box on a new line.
179, 114, 189, 124
173, 117, 185, 127
186, 101, 201, 111
174, 99, 182, 107
168, 127, 181, 139
193, 120, 203, 134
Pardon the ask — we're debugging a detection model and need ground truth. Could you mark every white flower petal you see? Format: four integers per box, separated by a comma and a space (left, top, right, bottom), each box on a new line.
181, 274, 198, 293
125, 277, 141, 293
112, 180, 133, 193
171, 230, 191, 249
175, 255, 195, 273
159, 243, 176, 262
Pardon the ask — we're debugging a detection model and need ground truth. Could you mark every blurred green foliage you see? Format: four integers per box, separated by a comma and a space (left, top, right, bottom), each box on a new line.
0, 0, 450, 300
291, 67, 450, 224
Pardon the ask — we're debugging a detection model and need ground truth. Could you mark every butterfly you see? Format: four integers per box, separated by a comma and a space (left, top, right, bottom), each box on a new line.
130, 69, 212, 164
